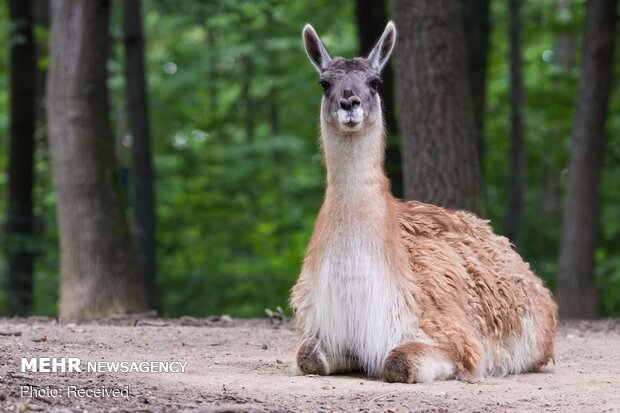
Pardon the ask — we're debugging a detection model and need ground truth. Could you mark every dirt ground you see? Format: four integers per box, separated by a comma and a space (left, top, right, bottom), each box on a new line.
0, 315, 619, 413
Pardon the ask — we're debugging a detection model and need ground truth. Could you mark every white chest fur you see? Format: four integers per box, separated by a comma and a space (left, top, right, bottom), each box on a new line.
307, 221, 406, 376
301, 122, 412, 376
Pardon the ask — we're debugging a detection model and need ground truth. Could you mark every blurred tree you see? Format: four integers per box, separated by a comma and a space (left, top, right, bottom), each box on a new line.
505, 0, 525, 243
534, 0, 576, 234
48, 0, 146, 319
33, 0, 48, 130
462, 0, 490, 195
2, 0, 620, 319
123, 0, 157, 308
30, 0, 56, 317
554, 0, 576, 70
6, 0, 36, 315
557, 0, 618, 319
393, 0, 482, 214
32, 0, 48, 158
354, 0, 402, 198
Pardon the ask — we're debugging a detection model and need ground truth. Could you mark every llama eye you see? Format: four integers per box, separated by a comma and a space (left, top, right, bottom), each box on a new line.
318, 80, 331, 93
369, 78, 381, 91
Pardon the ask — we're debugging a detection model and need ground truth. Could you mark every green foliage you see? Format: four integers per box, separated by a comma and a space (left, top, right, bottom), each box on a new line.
0, 0, 619, 317
485, 0, 581, 286
133, 0, 354, 316
485, 0, 620, 316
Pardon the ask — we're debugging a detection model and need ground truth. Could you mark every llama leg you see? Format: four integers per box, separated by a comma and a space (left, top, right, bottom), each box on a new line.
295, 338, 359, 375
382, 342, 455, 383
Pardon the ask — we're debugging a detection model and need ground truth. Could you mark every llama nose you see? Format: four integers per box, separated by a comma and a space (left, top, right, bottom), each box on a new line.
339, 95, 361, 110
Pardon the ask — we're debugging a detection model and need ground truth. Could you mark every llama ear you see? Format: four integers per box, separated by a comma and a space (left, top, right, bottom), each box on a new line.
303, 24, 332, 72
367, 21, 396, 72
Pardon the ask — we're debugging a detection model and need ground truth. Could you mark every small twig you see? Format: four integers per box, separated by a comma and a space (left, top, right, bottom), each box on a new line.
34, 394, 53, 405
369, 393, 391, 402
0, 330, 21, 336
136, 319, 169, 327
8, 372, 35, 380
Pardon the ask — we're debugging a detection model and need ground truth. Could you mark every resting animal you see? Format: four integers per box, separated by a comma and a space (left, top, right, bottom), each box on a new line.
290, 21, 557, 383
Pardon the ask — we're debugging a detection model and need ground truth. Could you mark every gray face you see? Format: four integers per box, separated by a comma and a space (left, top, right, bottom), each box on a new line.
319, 58, 382, 133
302, 22, 396, 135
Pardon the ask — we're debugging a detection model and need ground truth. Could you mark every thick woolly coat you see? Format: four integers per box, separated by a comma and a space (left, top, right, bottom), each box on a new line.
291, 117, 557, 379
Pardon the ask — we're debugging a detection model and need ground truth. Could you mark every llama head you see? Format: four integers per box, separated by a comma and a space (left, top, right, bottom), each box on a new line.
303, 22, 396, 135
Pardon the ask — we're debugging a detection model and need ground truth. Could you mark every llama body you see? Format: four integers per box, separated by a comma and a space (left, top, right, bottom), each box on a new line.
291, 22, 557, 383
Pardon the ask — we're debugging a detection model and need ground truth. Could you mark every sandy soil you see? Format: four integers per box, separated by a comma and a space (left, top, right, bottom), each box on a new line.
0, 315, 619, 413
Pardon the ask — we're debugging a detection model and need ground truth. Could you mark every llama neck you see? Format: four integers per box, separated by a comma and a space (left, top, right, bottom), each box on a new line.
320, 119, 391, 212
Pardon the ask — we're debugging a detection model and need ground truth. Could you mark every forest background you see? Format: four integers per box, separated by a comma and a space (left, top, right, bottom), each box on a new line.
1, 0, 619, 319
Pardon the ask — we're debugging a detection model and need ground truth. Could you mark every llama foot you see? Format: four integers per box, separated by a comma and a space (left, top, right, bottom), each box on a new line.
382, 342, 455, 383
295, 339, 329, 375
295, 339, 360, 375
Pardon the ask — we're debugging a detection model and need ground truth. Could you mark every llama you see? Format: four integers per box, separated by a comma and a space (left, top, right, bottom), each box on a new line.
290, 21, 557, 383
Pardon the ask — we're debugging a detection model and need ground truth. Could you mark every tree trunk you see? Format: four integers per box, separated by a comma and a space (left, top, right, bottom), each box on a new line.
269, 89, 279, 135
33, 0, 49, 131
355, 0, 403, 198
504, 0, 525, 243
393, 0, 482, 213
539, 0, 575, 220
462, 0, 490, 197
124, 0, 157, 309
48, 0, 147, 319
7, 0, 36, 315
243, 57, 254, 143
557, 0, 618, 319
554, 0, 576, 70
207, 28, 218, 114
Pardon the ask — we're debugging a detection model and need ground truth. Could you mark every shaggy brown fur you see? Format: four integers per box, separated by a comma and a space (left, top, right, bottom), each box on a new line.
397, 201, 557, 376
